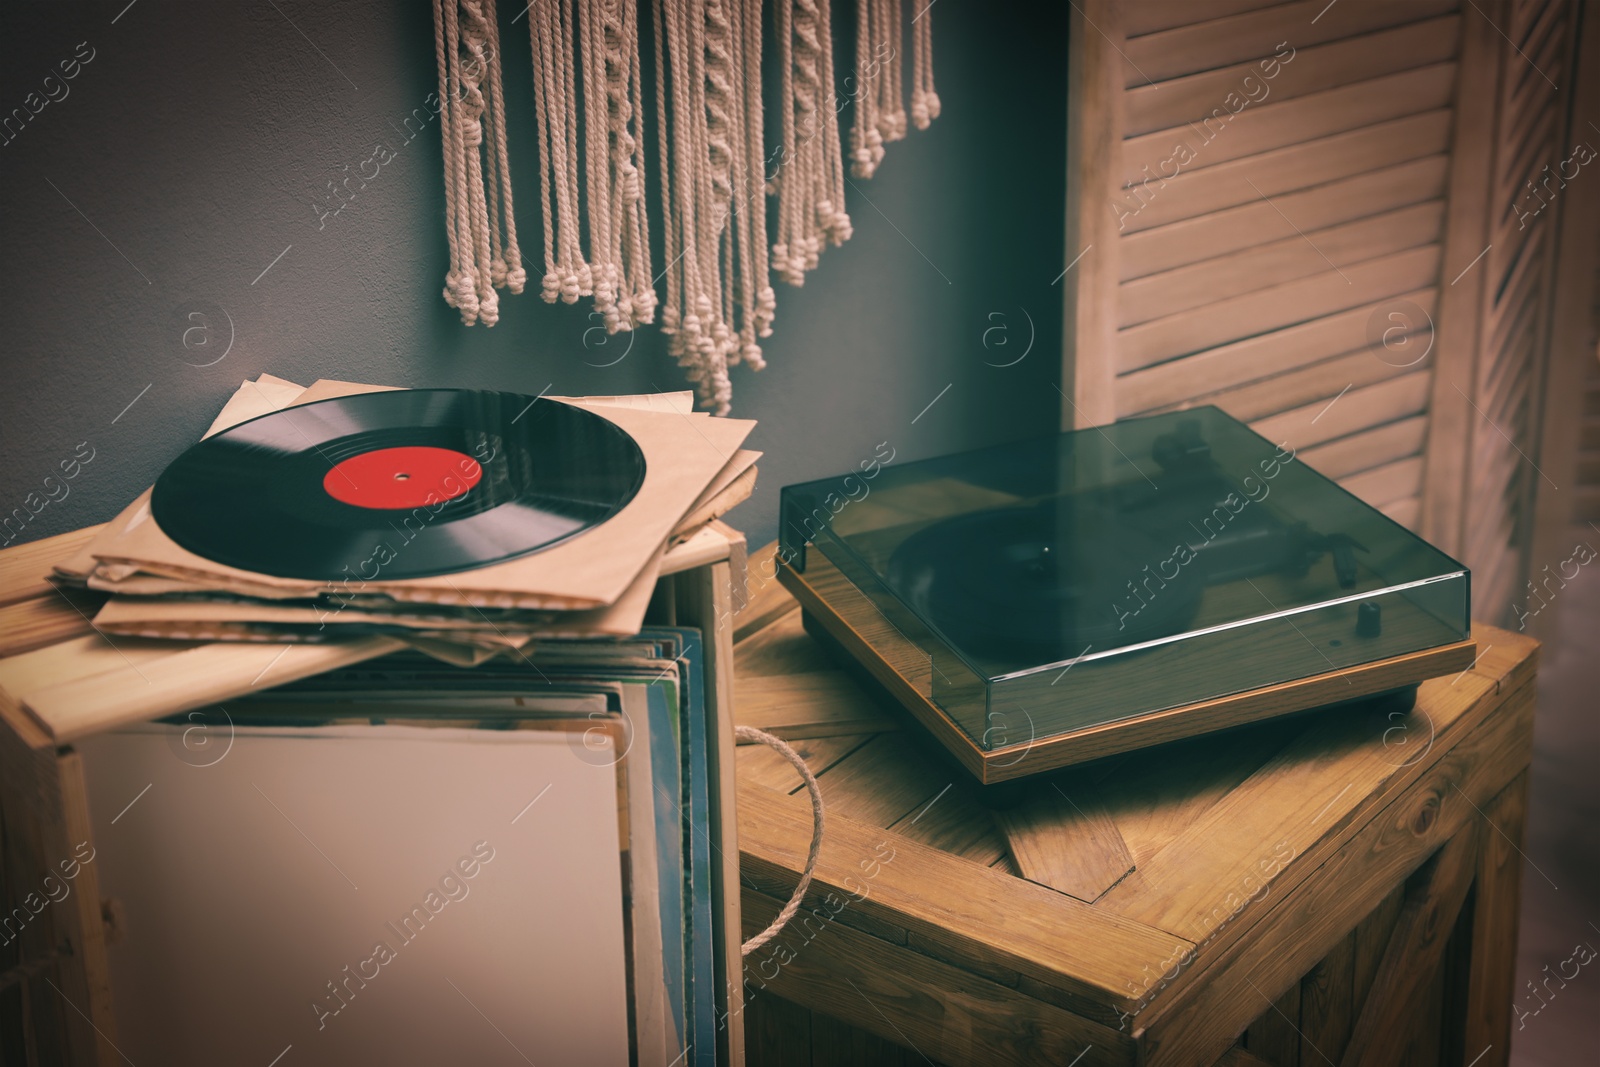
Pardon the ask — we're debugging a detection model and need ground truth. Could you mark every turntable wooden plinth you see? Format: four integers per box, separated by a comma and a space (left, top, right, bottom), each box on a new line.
732, 541, 1537, 1067
779, 549, 1479, 785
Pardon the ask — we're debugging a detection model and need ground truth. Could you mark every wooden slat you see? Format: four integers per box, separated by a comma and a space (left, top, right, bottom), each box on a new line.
812, 734, 950, 829
1117, 111, 1451, 235
1096, 723, 1297, 870
735, 607, 837, 679
1242, 982, 1300, 1066
738, 779, 1193, 1013
0, 526, 102, 608
1297, 416, 1430, 482
1119, 289, 1438, 417
1120, 157, 1448, 281
1251, 372, 1431, 453
739, 888, 1136, 1066
736, 541, 800, 644
990, 778, 1136, 903
0, 588, 103, 658
885, 778, 1006, 867
1124, 16, 1462, 136
1094, 661, 1505, 940
14, 636, 406, 743
745, 993, 812, 1067
807, 1010, 912, 1067
1118, 202, 1445, 328
1122, 0, 1284, 39
1120, 0, 1456, 87
1133, 682, 1535, 1067
1120, 64, 1457, 186
1340, 828, 1479, 1067
1420, 0, 1506, 555
1379, 496, 1421, 531
1118, 247, 1441, 373
1461, 772, 1529, 1064
1341, 456, 1425, 509
676, 558, 747, 1067
1215, 1049, 1278, 1067
737, 735, 870, 796
734, 671, 900, 740
1063, 0, 1125, 427
1297, 932, 1355, 1063
1350, 886, 1406, 1026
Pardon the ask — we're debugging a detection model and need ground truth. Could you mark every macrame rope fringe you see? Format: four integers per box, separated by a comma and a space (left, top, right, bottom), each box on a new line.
433, 0, 939, 408
735, 725, 826, 956
434, 0, 523, 326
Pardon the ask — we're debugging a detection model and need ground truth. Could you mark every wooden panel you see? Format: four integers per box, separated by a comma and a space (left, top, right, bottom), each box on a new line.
1297, 931, 1355, 1063
1118, 202, 1445, 328
16, 635, 406, 743
1242, 981, 1300, 1066
745, 993, 811, 1067
1120, 64, 1457, 186
1341, 456, 1425, 509
676, 558, 749, 1067
1063, 0, 1125, 427
1093, 660, 1513, 941
1250, 372, 1431, 453
737, 735, 870, 796
1124, 16, 1462, 136
1118, 247, 1441, 373
1117, 112, 1452, 234
885, 778, 1007, 868
807, 1012, 913, 1067
1122, 0, 1285, 39
1118, 289, 1438, 417
1120, 0, 1456, 88
736, 541, 801, 644
1120, 157, 1449, 281
1341, 829, 1478, 1066
734, 672, 900, 739
736, 608, 835, 679
1298, 416, 1429, 482
0, 525, 102, 608
1133, 683, 1534, 1067
0, 589, 103, 659
1461, 771, 1529, 1064
1380, 496, 1421, 531
737, 780, 1193, 1012
812, 734, 950, 829
739, 888, 1136, 1066
990, 778, 1136, 903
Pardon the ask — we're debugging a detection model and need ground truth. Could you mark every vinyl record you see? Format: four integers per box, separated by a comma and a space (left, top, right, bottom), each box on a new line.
885, 499, 1207, 663
151, 389, 646, 581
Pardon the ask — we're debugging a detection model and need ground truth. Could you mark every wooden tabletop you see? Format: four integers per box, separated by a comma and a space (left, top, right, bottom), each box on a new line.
730, 542, 1538, 1066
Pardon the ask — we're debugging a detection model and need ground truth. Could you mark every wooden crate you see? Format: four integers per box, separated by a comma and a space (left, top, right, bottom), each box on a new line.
0, 523, 748, 1067
730, 542, 1537, 1067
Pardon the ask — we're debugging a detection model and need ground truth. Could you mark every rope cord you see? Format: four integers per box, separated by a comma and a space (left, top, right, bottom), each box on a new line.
735, 725, 826, 956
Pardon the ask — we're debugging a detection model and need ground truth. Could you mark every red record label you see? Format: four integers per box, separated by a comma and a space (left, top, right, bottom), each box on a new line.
321, 446, 482, 510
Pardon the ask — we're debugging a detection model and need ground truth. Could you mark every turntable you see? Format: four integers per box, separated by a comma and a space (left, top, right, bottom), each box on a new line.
777, 407, 1475, 783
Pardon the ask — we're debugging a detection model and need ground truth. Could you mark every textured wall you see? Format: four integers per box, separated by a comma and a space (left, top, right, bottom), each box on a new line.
0, 0, 1065, 553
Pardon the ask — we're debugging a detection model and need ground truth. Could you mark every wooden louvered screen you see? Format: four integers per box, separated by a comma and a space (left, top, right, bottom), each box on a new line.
1428, 0, 1586, 617
1579, 355, 1600, 522
1063, 0, 1595, 628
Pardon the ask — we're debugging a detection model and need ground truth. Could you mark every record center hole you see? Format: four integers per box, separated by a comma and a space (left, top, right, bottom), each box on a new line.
394, 472, 410, 481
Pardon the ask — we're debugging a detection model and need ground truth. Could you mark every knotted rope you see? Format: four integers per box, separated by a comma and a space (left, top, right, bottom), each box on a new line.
736, 725, 827, 956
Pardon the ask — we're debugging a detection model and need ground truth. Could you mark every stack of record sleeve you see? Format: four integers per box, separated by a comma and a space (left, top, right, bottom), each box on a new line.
52, 374, 759, 665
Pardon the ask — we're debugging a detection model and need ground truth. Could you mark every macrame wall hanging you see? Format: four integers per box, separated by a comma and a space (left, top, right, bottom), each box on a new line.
431, 0, 939, 413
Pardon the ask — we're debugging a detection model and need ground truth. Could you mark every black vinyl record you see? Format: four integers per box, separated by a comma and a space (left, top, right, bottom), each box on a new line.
886, 499, 1207, 663
151, 388, 646, 581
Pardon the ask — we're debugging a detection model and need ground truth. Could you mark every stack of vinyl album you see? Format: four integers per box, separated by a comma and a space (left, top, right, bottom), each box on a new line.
53, 374, 759, 666
30, 373, 755, 1064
